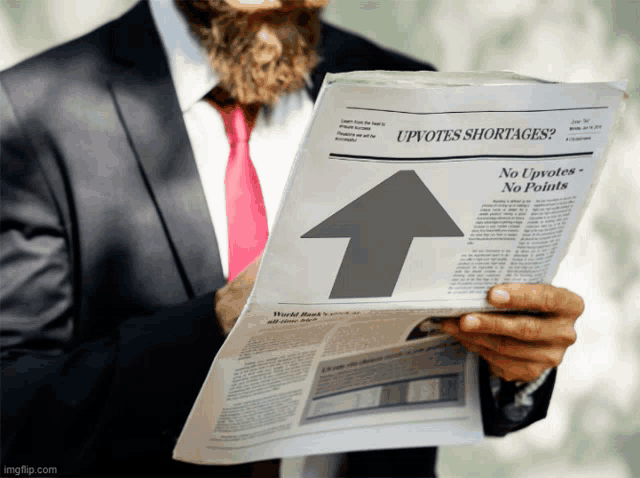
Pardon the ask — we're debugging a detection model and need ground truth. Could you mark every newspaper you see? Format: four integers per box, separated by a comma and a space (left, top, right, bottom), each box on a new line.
173, 71, 626, 465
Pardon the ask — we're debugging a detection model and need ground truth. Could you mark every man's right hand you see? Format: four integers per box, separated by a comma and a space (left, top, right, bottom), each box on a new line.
214, 254, 262, 335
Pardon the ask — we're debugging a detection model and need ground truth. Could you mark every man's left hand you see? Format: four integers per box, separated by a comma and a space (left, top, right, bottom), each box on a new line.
442, 284, 584, 383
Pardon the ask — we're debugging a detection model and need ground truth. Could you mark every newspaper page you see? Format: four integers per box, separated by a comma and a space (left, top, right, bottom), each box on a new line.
174, 72, 626, 465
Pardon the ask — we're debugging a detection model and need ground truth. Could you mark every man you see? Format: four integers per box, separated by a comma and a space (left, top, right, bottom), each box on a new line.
0, 0, 583, 476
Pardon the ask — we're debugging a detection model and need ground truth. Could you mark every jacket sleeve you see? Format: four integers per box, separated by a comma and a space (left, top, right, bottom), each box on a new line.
0, 83, 227, 476
478, 356, 557, 436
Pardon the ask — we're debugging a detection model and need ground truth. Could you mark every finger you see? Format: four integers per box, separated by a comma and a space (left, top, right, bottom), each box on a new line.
459, 341, 550, 382
458, 313, 578, 345
488, 284, 585, 317
215, 289, 244, 318
220, 319, 232, 336
442, 319, 459, 335
478, 357, 509, 383
489, 361, 505, 378
231, 254, 262, 288
223, 317, 238, 335
489, 357, 550, 382
456, 334, 566, 367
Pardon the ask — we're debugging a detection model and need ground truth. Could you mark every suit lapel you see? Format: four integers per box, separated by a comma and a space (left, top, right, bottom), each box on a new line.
108, 1, 223, 296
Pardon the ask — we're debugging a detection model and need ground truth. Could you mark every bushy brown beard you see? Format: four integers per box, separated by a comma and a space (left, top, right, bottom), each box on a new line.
175, 0, 327, 105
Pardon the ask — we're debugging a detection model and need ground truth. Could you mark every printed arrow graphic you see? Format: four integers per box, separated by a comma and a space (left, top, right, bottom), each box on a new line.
301, 170, 464, 299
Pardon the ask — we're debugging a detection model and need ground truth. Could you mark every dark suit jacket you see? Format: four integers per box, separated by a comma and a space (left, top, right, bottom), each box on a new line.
0, 1, 557, 476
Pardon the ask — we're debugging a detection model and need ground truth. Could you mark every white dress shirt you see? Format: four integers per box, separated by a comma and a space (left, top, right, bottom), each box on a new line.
147, 1, 549, 475
149, 0, 314, 280
148, 1, 328, 476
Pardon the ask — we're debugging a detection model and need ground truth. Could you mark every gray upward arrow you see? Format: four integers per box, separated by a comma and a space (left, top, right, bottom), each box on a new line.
301, 170, 464, 299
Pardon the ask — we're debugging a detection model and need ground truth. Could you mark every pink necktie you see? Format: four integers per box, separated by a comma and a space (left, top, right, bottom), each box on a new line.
217, 105, 268, 281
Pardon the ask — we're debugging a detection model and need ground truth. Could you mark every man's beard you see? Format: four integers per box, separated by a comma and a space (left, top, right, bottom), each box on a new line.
175, 0, 327, 105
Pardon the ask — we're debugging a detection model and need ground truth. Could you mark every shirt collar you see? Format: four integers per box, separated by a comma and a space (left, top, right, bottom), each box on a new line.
148, 0, 219, 113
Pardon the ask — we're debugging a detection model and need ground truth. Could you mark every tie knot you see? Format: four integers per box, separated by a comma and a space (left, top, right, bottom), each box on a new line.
225, 105, 251, 144
206, 87, 259, 144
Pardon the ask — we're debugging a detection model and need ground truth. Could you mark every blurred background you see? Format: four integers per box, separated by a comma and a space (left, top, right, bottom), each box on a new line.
1, 1, 638, 476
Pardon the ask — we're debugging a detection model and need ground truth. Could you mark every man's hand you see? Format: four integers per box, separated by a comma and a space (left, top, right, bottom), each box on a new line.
214, 254, 262, 335
442, 284, 584, 383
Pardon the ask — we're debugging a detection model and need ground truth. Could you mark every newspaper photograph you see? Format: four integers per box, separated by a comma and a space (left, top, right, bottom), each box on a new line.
173, 72, 626, 465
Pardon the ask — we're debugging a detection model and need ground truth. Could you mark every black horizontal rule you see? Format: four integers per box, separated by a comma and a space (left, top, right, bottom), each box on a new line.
346, 106, 609, 115
329, 152, 594, 162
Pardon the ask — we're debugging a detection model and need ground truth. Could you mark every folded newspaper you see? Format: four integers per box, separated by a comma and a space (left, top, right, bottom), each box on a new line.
174, 71, 626, 465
